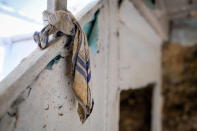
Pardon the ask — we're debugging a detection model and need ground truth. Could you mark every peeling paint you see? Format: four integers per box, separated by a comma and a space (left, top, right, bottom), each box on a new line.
44, 104, 49, 110
43, 124, 47, 128
58, 113, 64, 116
118, 0, 123, 7
83, 10, 100, 53
58, 105, 63, 109
27, 87, 32, 97
45, 55, 65, 70
0, 86, 32, 130
0, 112, 17, 131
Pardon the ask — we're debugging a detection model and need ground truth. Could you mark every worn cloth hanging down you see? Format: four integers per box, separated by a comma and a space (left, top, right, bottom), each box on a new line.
33, 10, 94, 123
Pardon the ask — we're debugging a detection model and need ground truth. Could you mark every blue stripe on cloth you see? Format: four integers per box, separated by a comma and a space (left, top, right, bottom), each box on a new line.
75, 64, 87, 80
45, 30, 49, 46
33, 32, 39, 42
41, 26, 47, 33
86, 60, 90, 71
77, 56, 86, 70
87, 72, 91, 83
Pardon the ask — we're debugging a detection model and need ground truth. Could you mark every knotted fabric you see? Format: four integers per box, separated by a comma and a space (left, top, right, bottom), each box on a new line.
33, 10, 94, 123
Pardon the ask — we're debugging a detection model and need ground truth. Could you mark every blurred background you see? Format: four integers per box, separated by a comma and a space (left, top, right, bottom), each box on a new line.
118, 0, 197, 131
0, 0, 197, 131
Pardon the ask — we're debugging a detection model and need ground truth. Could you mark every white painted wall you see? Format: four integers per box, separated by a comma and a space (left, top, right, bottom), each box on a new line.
119, 1, 162, 131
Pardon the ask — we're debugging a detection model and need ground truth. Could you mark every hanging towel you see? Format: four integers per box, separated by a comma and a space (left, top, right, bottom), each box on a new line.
33, 10, 94, 123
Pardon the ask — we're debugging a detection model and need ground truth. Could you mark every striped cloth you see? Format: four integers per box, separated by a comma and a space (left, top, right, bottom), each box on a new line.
33, 10, 94, 123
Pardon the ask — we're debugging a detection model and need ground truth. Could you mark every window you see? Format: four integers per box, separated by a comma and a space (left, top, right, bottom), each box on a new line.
68, 0, 98, 15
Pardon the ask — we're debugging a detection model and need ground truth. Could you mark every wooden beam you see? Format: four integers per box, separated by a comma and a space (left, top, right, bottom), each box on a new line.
47, 0, 67, 13
132, 0, 169, 41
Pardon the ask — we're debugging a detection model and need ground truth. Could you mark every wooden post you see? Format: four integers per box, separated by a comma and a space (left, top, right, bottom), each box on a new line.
47, 0, 67, 13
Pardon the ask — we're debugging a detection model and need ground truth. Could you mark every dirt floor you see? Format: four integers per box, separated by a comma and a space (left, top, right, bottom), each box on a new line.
119, 85, 153, 131
162, 43, 197, 131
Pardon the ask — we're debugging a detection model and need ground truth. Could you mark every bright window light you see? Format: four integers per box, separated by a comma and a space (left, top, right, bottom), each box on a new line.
68, 0, 98, 15
0, 0, 46, 81
0, 46, 5, 80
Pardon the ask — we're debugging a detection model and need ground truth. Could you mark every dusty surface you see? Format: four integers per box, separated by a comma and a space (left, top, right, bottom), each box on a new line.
119, 85, 153, 131
162, 43, 197, 131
